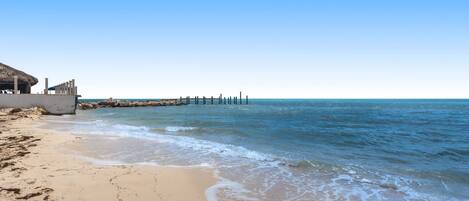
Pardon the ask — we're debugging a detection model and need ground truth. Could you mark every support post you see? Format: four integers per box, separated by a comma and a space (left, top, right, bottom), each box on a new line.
203, 96, 206, 104
211, 96, 213, 104
68, 81, 72, 95
246, 95, 249, 104
13, 76, 18, 94
71, 79, 75, 95
240, 91, 242, 105
224, 97, 226, 104
44, 78, 49, 94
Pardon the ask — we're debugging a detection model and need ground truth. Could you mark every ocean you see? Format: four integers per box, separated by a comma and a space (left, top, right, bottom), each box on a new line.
43, 99, 469, 201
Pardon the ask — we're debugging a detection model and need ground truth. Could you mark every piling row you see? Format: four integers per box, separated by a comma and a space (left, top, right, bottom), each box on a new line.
182, 91, 249, 105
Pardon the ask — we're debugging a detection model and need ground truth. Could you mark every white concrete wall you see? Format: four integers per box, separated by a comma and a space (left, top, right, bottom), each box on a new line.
0, 94, 77, 114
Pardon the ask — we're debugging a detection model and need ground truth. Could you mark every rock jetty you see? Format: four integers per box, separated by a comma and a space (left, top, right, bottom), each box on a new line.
78, 98, 184, 110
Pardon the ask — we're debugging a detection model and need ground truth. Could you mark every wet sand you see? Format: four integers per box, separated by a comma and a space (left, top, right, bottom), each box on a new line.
0, 108, 216, 201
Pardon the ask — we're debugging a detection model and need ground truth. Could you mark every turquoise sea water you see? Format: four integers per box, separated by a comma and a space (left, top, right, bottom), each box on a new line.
46, 99, 469, 200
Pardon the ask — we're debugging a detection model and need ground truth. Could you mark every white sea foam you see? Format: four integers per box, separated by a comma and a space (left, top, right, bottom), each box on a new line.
112, 124, 150, 131
205, 177, 258, 201
96, 123, 275, 162
62, 120, 445, 201
165, 126, 196, 132
136, 161, 214, 169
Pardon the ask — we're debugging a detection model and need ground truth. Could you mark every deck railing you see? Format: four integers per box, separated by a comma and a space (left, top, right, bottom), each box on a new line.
46, 78, 77, 95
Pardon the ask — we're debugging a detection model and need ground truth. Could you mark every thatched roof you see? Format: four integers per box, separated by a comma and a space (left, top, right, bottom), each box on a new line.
0, 63, 38, 86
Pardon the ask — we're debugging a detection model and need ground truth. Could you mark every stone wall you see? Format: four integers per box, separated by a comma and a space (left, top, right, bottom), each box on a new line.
0, 94, 77, 114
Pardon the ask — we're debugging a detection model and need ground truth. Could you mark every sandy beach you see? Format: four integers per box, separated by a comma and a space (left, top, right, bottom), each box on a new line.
0, 108, 216, 201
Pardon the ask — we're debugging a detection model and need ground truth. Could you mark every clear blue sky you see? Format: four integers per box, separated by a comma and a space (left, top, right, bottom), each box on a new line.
1, 0, 468, 98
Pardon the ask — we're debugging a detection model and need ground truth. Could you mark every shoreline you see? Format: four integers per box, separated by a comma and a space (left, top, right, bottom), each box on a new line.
0, 108, 217, 201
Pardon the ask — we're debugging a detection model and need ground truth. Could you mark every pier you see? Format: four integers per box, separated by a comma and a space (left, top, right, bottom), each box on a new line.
78, 91, 249, 110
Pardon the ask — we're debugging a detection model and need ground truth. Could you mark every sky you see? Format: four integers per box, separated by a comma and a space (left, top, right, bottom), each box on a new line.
1, 0, 468, 98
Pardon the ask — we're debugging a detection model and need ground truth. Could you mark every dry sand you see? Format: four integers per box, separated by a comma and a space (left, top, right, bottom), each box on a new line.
0, 108, 217, 201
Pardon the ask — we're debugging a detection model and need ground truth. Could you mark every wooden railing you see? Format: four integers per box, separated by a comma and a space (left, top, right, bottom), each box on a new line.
47, 79, 77, 95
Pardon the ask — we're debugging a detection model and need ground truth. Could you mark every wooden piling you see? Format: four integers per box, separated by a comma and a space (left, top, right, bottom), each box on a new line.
71, 79, 76, 95
67, 81, 71, 95
44, 78, 48, 95
240, 91, 242, 105
13, 76, 18, 94
224, 97, 226, 104
203, 96, 206, 104
211, 96, 214, 104
246, 95, 248, 104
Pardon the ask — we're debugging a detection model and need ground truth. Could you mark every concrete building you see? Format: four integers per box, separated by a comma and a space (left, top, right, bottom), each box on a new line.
0, 63, 78, 114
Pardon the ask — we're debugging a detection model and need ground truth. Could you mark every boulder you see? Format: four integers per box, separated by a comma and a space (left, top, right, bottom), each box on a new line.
8, 108, 22, 114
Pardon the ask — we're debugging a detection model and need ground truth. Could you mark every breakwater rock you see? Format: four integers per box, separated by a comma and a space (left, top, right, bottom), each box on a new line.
78, 99, 184, 110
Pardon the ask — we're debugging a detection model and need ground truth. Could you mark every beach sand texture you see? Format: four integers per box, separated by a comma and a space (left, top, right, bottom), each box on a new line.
0, 108, 216, 201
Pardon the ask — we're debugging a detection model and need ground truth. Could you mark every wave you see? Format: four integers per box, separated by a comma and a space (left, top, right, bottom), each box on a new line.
165, 126, 196, 132
75, 122, 275, 163
112, 124, 150, 131
63, 120, 449, 201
